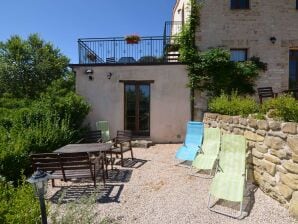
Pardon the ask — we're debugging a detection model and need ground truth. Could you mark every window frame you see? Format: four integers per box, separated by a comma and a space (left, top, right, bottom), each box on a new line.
230, 48, 248, 62
230, 0, 250, 10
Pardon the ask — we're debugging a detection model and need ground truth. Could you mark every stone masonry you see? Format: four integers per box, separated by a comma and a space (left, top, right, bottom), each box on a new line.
204, 112, 298, 219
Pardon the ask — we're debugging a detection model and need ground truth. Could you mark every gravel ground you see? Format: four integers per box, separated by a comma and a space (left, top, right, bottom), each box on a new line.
48, 144, 297, 224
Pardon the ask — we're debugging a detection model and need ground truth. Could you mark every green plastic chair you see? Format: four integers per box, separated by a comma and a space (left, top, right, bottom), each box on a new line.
191, 128, 221, 177
96, 121, 110, 142
208, 134, 247, 219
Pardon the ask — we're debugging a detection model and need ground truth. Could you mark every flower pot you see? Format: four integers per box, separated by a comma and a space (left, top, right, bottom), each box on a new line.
126, 39, 139, 44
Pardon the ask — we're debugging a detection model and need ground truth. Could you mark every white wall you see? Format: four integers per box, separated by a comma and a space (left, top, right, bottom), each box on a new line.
73, 64, 190, 143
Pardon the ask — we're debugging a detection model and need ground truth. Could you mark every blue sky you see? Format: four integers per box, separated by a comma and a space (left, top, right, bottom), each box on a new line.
0, 0, 176, 63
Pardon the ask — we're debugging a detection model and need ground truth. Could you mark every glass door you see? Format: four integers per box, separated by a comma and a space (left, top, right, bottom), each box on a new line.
289, 50, 298, 89
125, 83, 150, 136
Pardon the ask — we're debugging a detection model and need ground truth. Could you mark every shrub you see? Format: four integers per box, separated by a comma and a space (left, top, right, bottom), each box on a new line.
0, 176, 40, 224
208, 92, 259, 116
261, 94, 298, 122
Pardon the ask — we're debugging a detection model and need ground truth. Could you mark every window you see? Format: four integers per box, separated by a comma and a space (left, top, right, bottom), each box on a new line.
231, 0, 249, 9
296, 0, 298, 9
230, 49, 247, 62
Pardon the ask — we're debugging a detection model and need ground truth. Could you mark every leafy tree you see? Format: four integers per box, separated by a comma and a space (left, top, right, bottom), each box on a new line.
0, 34, 69, 98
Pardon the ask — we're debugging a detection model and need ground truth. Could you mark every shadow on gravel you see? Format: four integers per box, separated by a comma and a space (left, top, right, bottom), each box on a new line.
49, 183, 124, 204
106, 169, 133, 183
115, 158, 148, 168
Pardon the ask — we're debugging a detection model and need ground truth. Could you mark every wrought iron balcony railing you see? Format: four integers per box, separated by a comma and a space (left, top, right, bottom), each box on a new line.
78, 21, 183, 65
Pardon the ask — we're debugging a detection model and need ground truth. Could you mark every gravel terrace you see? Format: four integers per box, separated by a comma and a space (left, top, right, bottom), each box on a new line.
48, 144, 297, 224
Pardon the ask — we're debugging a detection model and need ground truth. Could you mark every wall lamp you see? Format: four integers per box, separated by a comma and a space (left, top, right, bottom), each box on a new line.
85, 69, 93, 74
107, 72, 113, 79
270, 36, 277, 44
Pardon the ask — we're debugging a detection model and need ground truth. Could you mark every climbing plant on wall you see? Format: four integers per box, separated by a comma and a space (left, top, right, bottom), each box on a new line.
177, 0, 266, 97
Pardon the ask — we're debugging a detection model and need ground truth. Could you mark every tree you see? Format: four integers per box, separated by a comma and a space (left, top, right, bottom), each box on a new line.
0, 34, 69, 98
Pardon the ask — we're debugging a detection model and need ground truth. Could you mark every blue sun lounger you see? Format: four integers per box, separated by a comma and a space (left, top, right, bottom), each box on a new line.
175, 121, 204, 161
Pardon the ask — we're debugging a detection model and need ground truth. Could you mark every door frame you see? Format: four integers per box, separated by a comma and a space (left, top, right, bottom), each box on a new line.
121, 80, 154, 137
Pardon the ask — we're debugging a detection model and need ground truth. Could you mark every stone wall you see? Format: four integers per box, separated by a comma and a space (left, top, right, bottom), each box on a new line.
196, 0, 298, 93
203, 112, 298, 218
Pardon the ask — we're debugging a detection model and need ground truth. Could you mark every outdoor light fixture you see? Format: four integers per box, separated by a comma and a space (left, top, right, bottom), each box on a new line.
85, 69, 93, 74
27, 169, 50, 224
270, 36, 277, 44
107, 72, 113, 79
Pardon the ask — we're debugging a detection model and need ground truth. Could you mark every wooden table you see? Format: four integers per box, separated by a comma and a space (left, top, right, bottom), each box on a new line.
54, 143, 113, 153
54, 143, 114, 177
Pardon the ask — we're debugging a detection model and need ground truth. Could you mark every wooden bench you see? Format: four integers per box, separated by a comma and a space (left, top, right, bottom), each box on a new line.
30, 152, 105, 187
257, 87, 277, 104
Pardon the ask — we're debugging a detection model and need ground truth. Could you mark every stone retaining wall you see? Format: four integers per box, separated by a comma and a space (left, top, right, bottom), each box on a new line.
203, 113, 298, 218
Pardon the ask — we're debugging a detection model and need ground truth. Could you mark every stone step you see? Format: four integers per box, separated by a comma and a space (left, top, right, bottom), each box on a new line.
131, 139, 153, 148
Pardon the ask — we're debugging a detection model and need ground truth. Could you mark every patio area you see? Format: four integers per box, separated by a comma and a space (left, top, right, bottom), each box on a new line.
47, 144, 296, 224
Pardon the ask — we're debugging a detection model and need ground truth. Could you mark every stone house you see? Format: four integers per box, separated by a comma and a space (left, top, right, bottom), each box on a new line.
173, 0, 298, 119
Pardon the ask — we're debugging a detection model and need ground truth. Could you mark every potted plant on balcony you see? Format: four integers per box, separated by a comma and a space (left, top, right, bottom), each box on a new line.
125, 34, 141, 44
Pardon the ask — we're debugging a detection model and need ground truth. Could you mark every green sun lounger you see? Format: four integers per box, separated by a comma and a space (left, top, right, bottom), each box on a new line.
191, 128, 221, 177
208, 134, 247, 219
96, 121, 110, 142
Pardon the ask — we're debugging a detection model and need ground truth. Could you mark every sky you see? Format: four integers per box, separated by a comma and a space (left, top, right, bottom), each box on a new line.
0, 0, 176, 63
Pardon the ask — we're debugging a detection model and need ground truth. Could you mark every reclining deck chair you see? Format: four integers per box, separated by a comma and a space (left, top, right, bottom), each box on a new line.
208, 134, 247, 219
175, 121, 204, 162
191, 128, 221, 177
96, 121, 110, 142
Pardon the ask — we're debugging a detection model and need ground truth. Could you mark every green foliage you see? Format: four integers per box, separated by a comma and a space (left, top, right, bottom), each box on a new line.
177, 1, 263, 97
261, 94, 298, 122
208, 92, 259, 116
0, 75, 90, 183
0, 34, 69, 98
0, 176, 40, 224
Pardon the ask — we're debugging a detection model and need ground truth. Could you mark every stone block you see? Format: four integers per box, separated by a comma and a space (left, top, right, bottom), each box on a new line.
270, 148, 288, 159
277, 183, 293, 200
268, 131, 287, 140
252, 148, 264, 159
260, 160, 276, 176
263, 172, 277, 186
264, 154, 281, 164
204, 113, 218, 120
256, 144, 268, 153
289, 191, 298, 219
277, 165, 288, 174
283, 161, 298, 174
256, 130, 266, 136
253, 157, 262, 167
269, 121, 281, 131
264, 136, 283, 150
232, 116, 239, 124
280, 173, 298, 190
211, 121, 218, 128
248, 118, 258, 129
239, 118, 247, 126
257, 120, 269, 130
288, 137, 298, 155
221, 115, 233, 123
253, 170, 262, 184
293, 153, 298, 163
244, 131, 264, 142
282, 122, 297, 135
233, 128, 243, 135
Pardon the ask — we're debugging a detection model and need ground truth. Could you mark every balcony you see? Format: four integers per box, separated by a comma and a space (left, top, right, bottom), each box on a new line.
78, 21, 183, 65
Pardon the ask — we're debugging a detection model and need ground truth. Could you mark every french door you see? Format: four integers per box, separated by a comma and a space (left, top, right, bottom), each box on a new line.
289, 50, 298, 89
124, 82, 150, 136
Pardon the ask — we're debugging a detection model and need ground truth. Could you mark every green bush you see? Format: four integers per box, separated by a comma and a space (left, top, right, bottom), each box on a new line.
0, 76, 90, 183
261, 94, 298, 122
0, 176, 40, 224
208, 92, 259, 116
